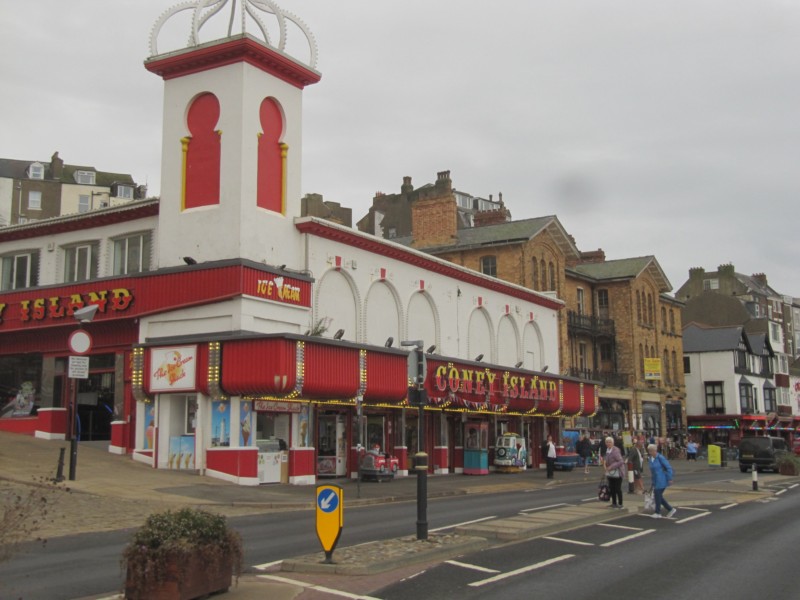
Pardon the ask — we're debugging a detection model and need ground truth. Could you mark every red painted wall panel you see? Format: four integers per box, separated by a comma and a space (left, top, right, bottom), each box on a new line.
206, 448, 258, 478
364, 352, 408, 402
288, 448, 315, 477
302, 343, 360, 398
221, 338, 297, 395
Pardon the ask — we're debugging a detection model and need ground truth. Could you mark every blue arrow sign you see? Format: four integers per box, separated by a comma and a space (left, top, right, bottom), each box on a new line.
317, 488, 339, 513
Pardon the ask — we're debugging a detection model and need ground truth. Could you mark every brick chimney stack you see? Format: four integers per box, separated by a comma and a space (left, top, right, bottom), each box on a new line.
752, 273, 768, 287
579, 249, 606, 263
410, 170, 457, 249
50, 151, 63, 179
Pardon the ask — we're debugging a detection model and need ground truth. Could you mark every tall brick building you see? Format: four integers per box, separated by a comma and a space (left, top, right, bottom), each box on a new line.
359, 170, 686, 441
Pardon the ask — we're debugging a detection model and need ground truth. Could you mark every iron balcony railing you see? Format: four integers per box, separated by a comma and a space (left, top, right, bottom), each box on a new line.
568, 367, 630, 388
567, 311, 616, 337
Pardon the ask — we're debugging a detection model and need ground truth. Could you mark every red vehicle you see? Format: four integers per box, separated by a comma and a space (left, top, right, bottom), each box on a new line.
793, 439, 800, 456
359, 445, 399, 481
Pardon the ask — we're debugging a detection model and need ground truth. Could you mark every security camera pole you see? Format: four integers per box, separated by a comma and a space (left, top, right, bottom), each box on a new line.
401, 340, 428, 540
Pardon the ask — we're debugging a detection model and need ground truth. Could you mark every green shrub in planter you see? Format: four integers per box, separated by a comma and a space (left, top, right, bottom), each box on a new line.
776, 454, 800, 476
122, 508, 244, 600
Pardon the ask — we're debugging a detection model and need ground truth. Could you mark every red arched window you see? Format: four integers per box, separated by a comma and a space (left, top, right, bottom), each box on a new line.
257, 97, 286, 213
183, 93, 221, 209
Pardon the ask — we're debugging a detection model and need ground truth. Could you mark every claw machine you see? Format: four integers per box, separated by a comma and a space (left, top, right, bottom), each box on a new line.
317, 413, 347, 477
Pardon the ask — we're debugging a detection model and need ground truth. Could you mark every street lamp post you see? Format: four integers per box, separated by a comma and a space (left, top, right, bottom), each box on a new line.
401, 340, 428, 540
66, 305, 99, 480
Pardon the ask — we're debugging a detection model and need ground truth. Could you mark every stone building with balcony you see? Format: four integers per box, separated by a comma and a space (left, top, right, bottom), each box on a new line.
565, 254, 685, 439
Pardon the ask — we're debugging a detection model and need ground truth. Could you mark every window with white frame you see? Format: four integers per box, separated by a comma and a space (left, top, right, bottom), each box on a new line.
1, 251, 39, 290
116, 185, 134, 200
27, 190, 42, 210
113, 232, 151, 275
78, 195, 90, 213
74, 170, 96, 185
29, 163, 44, 179
703, 278, 719, 290
64, 242, 99, 283
576, 288, 585, 315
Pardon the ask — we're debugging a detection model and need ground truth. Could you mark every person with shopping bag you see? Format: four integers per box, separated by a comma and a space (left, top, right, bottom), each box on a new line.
603, 436, 626, 509
627, 436, 645, 494
647, 443, 677, 519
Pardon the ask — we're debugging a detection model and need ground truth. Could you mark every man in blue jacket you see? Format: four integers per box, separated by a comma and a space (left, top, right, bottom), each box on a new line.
647, 444, 676, 519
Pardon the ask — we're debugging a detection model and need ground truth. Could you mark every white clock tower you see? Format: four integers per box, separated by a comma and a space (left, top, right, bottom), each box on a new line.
145, 1, 320, 270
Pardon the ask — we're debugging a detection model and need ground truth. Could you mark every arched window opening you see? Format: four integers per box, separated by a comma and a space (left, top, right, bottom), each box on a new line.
257, 97, 286, 213
183, 93, 221, 209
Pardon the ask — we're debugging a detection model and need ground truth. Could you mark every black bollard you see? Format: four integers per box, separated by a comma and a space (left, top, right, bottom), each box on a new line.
69, 436, 78, 481
414, 451, 428, 540
55, 447, 66, 482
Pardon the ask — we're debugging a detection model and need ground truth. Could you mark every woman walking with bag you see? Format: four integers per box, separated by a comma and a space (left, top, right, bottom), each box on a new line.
603, 436, 626, 509
647, 443, 677, 519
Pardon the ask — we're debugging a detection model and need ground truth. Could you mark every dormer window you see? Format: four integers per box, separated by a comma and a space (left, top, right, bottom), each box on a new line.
115, 184, 134, 200
74, 170, 96, 185
29, 162, 44, 180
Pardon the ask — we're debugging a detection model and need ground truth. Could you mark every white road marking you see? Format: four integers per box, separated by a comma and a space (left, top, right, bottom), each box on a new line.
581, 497, 600, 502
600, 529, 654, 547
252, 560, 283, 570
430, 516, 496, 532
520, 503, 570, 512
776, 489, 787, 496
468, 554, 575, 587
720, 503, 738, 510
789, 484, 798, 489
597, 523, 642, 531
445, 560, 501, 573
259, 574, 381, 599
542, 536, 595, 546
676, 512, 710, 524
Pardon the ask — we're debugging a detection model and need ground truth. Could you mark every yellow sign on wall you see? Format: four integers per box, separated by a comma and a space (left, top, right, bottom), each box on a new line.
315, 485, 343, 561
644, 358, 662, 381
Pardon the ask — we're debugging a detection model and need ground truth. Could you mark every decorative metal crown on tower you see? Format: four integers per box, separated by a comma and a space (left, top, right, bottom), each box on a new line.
149, 0, 317, 68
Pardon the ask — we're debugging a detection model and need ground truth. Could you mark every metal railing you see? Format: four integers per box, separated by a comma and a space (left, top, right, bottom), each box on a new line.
566, 311, 616, 336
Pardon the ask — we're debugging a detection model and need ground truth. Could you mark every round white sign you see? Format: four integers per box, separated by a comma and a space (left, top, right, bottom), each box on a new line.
68, 330, 93, 355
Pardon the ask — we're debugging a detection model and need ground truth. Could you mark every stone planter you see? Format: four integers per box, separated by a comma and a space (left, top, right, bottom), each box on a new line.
124, 548, 232, 600
778, 462, 799, 476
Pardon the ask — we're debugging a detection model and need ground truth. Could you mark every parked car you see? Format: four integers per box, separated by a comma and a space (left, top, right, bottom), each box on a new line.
359, 446, 399, 481
738, 436, 788, 473
793, 439, 800, 456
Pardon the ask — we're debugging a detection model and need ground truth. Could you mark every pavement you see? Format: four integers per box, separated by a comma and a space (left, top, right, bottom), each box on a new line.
0, 431, 791, 600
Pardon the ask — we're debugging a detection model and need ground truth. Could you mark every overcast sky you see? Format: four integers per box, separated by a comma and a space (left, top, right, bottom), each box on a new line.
1, 0, 798, 296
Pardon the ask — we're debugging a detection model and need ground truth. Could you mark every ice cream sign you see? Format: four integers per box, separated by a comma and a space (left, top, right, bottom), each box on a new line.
150, 346, 197, 392
249, 271, 309, 307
